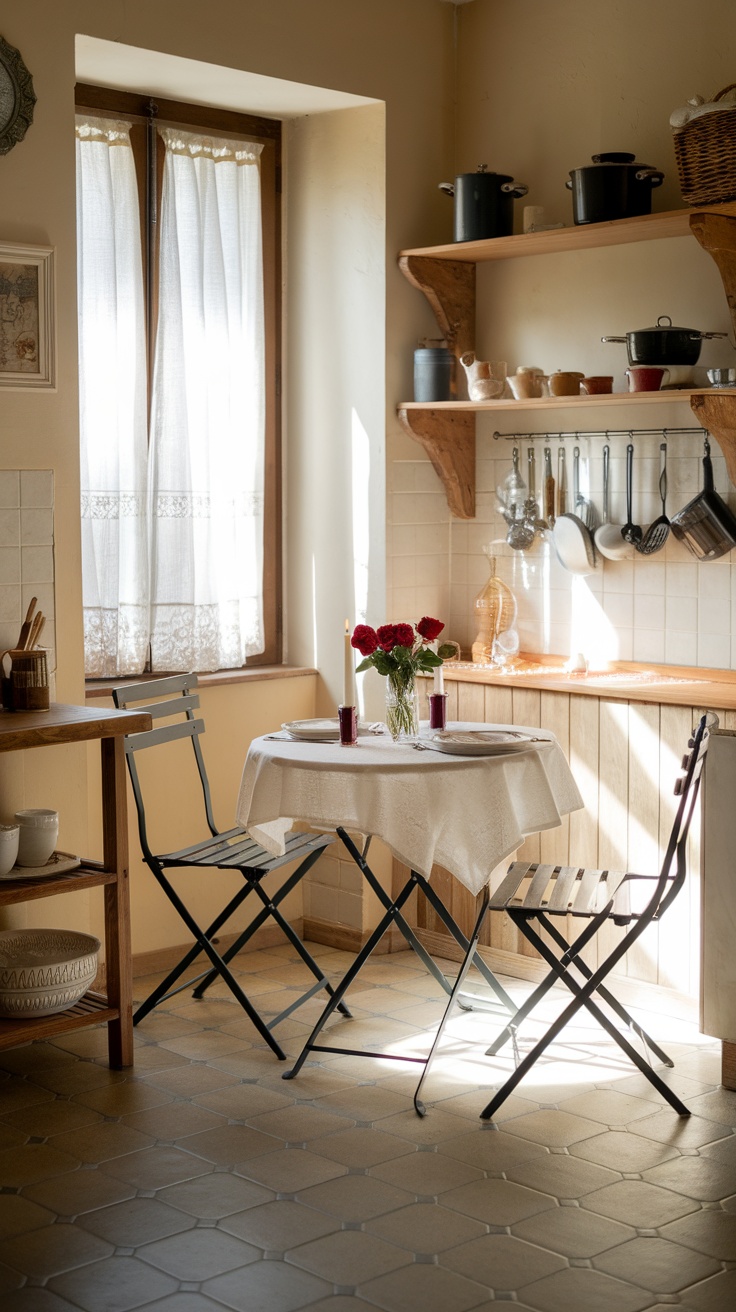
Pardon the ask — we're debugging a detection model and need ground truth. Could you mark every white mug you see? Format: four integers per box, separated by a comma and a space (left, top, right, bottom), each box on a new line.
15, 809, 59, 867
0, 824, 19, 877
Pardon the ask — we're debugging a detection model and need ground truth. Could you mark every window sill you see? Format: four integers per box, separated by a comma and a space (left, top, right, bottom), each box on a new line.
85, 665, 318, 700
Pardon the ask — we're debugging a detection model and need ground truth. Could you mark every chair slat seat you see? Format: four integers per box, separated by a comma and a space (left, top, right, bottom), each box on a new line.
112, 673, 346, 1059
547, 864, 582, 911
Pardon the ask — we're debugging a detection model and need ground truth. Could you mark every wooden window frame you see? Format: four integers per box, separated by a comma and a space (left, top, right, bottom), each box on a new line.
75, 84, 282, 669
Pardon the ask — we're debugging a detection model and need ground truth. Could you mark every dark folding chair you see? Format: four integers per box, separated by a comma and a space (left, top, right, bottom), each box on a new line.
414, 712, 713, 1119
112, 673, 347, 1061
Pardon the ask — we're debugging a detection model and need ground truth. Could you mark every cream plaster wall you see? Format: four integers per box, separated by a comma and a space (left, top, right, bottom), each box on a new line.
0, 0, 454, 952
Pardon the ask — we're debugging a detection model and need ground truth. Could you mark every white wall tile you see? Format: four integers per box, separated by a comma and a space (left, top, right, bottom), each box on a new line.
20, 470, 53, 508
698, 633, 731, 669
0, 585, 21, 622
0, 509, 20, 548
20, 508, 53, 547
699, 597, 731, 635
0, 472, 20, 508
20, 546, 54, 583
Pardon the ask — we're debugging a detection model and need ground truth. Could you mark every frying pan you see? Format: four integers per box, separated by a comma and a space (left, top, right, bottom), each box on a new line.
553, 448, 598, 575
670, 438, 736, 561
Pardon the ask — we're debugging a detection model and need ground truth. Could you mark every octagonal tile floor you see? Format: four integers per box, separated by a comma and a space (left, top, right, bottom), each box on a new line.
0, 943, 734, 1311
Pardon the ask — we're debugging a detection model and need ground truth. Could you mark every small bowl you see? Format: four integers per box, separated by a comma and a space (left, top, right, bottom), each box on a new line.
14, 809, 59, 868
580, 375, 614, 395
0, 825, 19, 877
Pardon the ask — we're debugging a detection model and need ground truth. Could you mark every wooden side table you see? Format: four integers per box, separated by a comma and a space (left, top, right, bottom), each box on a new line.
0, 703, 151, 1068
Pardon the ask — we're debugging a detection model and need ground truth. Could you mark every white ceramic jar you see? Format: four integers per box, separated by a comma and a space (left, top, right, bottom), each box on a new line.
14, 809, 59, 868
0, 824, 19, 877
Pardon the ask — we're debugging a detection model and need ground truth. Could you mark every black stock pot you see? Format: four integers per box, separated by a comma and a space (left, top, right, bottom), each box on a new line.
439, 165, 528, 241
601, 315, 729, 366
566, 152, 664, 225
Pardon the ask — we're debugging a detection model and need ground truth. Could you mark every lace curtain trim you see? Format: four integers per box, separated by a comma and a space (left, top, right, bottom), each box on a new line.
75, 116, 133, 147
158, 126, 263, 166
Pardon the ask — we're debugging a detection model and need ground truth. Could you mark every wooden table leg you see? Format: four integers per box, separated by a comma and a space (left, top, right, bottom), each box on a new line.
723, 1040, 736, 1091
101, 735, 133, 1068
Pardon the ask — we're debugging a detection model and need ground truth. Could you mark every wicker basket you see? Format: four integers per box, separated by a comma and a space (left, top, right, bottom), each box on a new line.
673, 83, 736, 205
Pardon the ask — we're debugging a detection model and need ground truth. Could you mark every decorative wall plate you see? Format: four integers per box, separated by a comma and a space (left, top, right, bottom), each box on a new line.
0, 35, 35, 156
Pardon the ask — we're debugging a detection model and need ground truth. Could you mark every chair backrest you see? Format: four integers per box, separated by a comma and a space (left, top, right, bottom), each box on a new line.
112, 674, 217, 860
652, 710, 714, 920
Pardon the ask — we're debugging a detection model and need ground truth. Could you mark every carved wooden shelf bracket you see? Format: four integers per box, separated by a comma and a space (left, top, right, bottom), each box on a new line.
398, 255, 475, 361
398, 407, 475, 519
690, 391, 736, 485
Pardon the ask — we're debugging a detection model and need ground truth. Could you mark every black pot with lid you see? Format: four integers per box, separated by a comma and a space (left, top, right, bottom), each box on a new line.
601, 315, 729, 366
439, 164, 528, 242
566, 152, 664, 225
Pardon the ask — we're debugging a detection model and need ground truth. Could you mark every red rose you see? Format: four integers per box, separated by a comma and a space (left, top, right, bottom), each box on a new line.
376, 624, 398, 652
351, 624, 378, 656
417, 616, 444, 641
394, 623, 415, 649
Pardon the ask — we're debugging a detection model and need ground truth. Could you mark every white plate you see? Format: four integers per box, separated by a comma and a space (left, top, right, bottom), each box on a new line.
424, 730, 551, 756
281, 718, 373, 741
0, 851, 81, 881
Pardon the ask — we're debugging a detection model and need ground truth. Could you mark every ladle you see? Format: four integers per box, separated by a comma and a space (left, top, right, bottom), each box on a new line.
637, 442, 670, 555
523, 447, 549, 534
621, 442, 643, 546
594, 444, 635, 560
544, 447, 556, 526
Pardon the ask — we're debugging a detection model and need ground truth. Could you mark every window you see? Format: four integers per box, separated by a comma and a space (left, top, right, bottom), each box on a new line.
75, 86, 282, 675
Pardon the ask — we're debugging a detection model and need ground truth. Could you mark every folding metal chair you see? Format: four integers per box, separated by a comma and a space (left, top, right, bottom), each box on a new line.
414, 712, 713, 1119
112, 674, 347, 1061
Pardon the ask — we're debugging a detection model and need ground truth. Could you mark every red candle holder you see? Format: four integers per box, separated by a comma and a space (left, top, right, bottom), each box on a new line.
429, 693, 448, 730
338, 704, 358, 745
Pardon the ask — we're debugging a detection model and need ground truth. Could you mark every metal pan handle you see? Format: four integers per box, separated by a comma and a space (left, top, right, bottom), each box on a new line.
601, 336, 627, 344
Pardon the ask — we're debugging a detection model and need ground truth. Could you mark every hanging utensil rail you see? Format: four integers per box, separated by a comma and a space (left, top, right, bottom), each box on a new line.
492, 426, 707, 442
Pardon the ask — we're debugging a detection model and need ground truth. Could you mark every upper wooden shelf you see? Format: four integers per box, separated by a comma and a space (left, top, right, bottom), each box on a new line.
399, 203, 736, 264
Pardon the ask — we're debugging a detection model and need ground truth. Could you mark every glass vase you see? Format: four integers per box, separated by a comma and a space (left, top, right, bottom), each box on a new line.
385, 671, 419, 742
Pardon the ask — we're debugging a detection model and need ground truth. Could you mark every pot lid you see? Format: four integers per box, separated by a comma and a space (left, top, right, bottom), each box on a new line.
635, 315, 692, 333
591, 151, 637, 164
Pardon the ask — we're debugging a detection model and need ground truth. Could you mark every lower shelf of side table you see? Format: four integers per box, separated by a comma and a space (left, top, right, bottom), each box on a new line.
0, 992, 118, 1049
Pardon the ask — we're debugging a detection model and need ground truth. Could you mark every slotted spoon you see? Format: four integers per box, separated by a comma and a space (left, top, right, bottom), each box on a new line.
636, 442, 670, 555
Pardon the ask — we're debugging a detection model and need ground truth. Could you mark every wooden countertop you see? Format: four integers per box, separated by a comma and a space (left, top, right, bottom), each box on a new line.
439, 658, 736, 711
0, 703, 152, 752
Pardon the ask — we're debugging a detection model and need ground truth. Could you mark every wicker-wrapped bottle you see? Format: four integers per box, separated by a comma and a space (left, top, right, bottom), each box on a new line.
471, 551, 517, 664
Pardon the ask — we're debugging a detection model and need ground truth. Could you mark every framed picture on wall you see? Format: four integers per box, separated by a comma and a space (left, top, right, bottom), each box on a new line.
0, 242, 55, 389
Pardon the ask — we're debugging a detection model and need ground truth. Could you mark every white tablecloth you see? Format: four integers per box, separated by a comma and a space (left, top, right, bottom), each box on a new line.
236, 723, 583, 897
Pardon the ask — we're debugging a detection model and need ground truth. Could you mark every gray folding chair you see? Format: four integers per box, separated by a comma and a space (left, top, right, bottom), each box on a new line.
112, 673, 347, 1061
414, 712, 713, 1118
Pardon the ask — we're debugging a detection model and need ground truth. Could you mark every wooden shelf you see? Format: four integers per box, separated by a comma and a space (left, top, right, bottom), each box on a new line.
398, 207, 736, 517
0, 865, 115, 906
0, 992, 117, 1050
0, 703, 151, 1066
399, 203, 736, 264
400, 389, 733, 415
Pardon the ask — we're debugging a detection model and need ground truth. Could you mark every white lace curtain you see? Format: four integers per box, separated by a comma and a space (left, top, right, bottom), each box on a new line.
76, 116, 149, 676
76, 120, 266, 675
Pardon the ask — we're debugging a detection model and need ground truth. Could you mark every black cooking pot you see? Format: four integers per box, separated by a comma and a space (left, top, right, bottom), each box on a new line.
566, 152, 664, 225
670, 440, 736, 561
601, 315, 729, 366
439, 165, 528, 242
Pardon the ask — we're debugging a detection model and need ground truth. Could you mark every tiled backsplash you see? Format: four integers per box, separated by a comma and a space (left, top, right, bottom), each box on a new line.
0, 470, 55, 671
388, 429, 736, 671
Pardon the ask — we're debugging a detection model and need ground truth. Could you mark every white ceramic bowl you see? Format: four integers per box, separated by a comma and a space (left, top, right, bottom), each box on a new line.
0, 928, 100, 1017
0, 825, 19, 877
14, 809, 59, 868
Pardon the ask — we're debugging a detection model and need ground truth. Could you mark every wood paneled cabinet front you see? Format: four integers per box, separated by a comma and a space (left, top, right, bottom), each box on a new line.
0, 704, 151, 1068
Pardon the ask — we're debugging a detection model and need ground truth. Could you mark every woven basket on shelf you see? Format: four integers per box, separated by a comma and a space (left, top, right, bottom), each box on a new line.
673, 83, 736, 205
